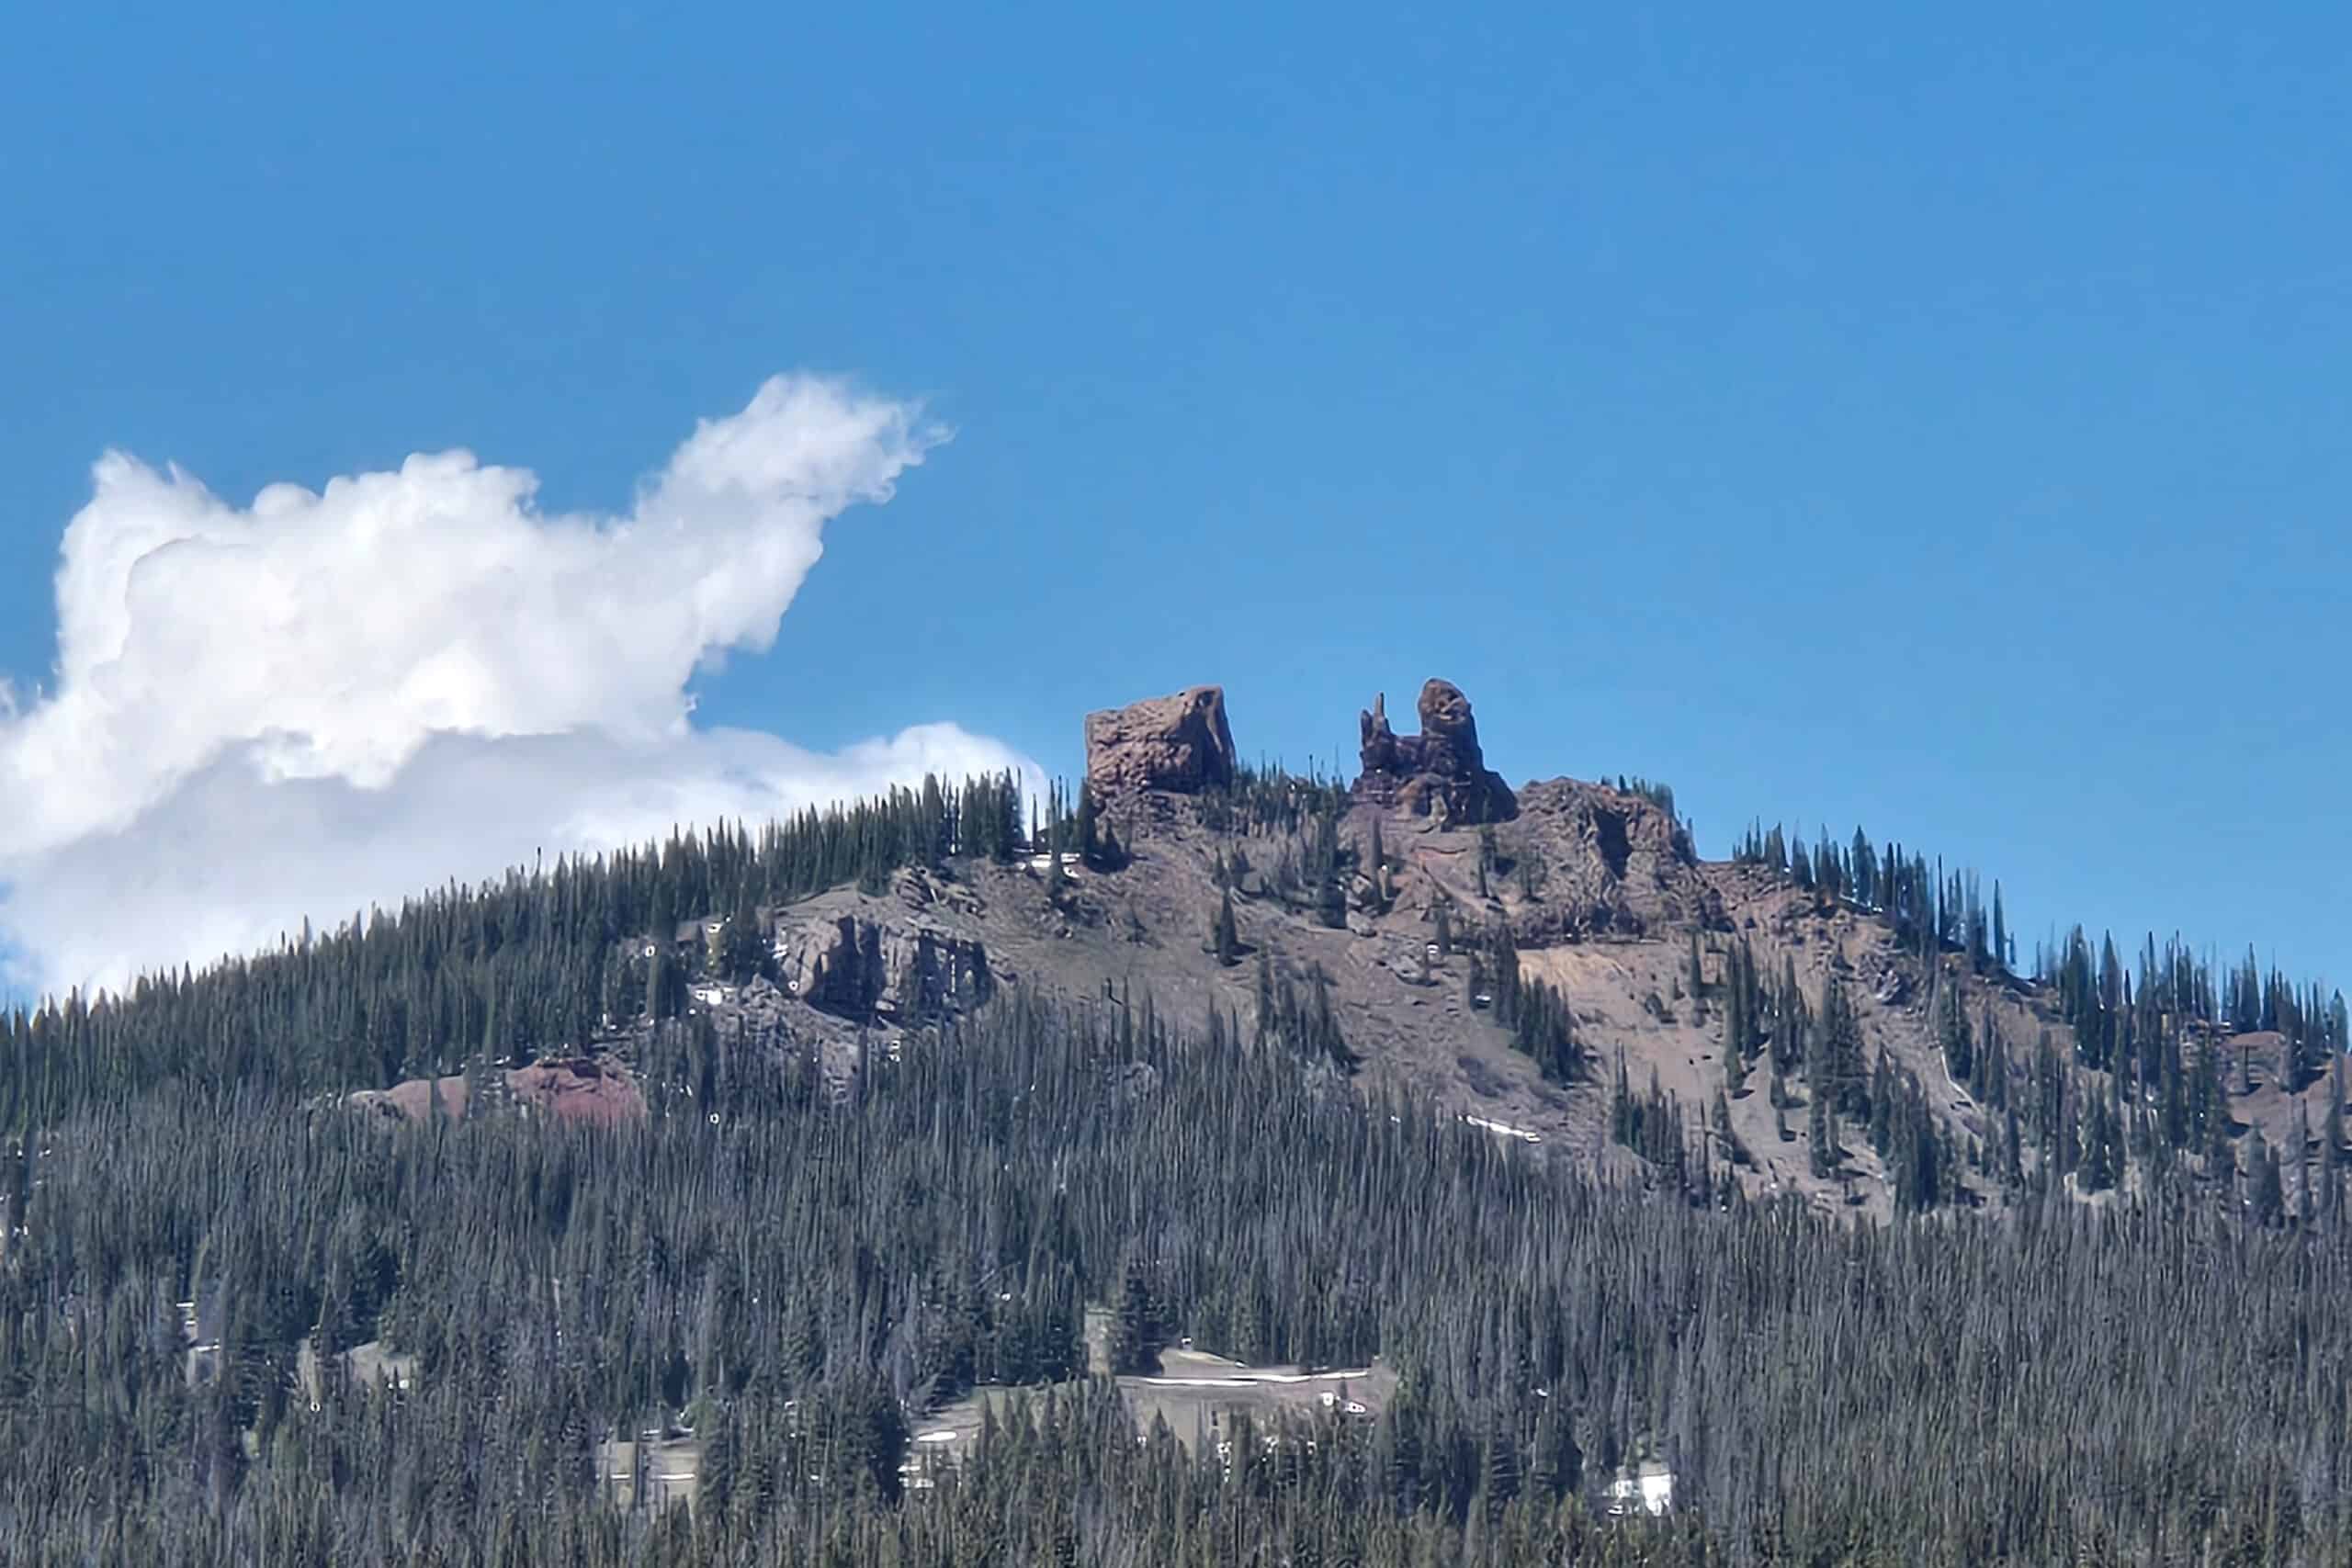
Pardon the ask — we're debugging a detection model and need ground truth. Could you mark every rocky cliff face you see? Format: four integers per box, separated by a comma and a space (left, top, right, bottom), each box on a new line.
770, 873, 994, 1021
1353, 680, 1517, 825
1500, 778, 1722, 940
1085, 686, 1238, 798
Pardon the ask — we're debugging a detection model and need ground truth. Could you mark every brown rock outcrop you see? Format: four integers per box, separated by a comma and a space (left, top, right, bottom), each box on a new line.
1354, 680, 1517, 825
1085, 686, 1237, 798
1501, 778, 1723, 939
345, 1055, 645, 1127
507, 1056, 646, 1126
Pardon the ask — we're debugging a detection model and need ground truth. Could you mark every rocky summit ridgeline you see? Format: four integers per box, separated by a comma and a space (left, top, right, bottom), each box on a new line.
322, 670, 2301, 1236
1080, 676, 1715, 942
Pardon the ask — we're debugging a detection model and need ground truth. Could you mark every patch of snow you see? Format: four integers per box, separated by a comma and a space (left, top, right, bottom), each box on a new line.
1464, 1114, 1543, 1145
1132, 1368, 1377, 1388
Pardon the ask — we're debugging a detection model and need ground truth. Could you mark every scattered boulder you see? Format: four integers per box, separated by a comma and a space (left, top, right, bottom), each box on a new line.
345, 1074, 469, 1123
1353, 680, 1517, 825
1085, 686, 1238, 798
1388, 947, 1435, 986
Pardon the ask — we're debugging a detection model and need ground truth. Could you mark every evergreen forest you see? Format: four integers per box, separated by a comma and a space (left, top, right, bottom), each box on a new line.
2, 773, 2349, 1564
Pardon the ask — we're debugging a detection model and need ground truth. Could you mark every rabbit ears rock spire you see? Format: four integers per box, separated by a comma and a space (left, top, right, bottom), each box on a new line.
1080, 678, 1514, 829
1354, 680, 1517, 826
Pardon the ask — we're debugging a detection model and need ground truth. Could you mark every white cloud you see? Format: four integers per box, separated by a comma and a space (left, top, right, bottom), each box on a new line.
0, 376, 1041, 998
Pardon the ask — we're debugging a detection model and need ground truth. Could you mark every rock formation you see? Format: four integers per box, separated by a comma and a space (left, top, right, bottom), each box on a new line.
343, 1057, 646, 1127
1085, 685, 1238, 798
770, 908, 992, 1021
1354, 680, 1517, 824
505, 1056, 647, 1127
1499, 778, 1723, 940
345, 1074, 470, 1123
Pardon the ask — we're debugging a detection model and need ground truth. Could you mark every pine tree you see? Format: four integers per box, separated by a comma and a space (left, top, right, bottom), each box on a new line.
2292, 1099, 2314, 1227
2325, 1057, 2346, 1223
2082, 1100, 2115, 1194
646, 945, 680, 1021
1609, 1051, 1634, 1147
1869, 1052, 1894, 1154
1482, 1415, 1521, 1519
1075, 784, 1101, 866
1687, 931, 1706, 1023
1818, 976, 1865, 1118
1313, 809, 1347, 930
1808, 1088, 1835, 1178
1937, 979, 1973, 1086
2252, 1132, 2287, 1228
1254, 949, 1276, 1045
1531, 1406, 1580, 1501
1212, 888, 1239, 967
719, 894, 765, 982
1106, 1247, 1161, 1374
1711, 1089, 1744, 1170
1045, 784, 1070, 904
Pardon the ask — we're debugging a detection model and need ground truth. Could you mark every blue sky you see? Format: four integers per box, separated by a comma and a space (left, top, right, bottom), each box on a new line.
2, 4, 2346, 996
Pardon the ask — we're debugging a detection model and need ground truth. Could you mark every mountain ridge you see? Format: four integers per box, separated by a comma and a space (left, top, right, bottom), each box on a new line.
261, 675, 2346, 1227
5, 675, 2339, 1228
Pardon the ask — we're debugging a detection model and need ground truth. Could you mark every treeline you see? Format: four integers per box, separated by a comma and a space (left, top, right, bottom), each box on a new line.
1702, 917, 2349, 1221
2047, 928, 2349, 1094
1733, 820, 2011, 971
1731, 818, 2352, 1211
1734, 822, 2348, 1079
1195, 760, 1355, 840
0, 772, 1029, 1130
1600, 775, 1678, 818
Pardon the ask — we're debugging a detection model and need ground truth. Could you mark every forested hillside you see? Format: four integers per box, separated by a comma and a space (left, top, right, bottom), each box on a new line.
0, 772, 1033, 1128
11, 977, 2352, 1564
5, 739, 2352, 1563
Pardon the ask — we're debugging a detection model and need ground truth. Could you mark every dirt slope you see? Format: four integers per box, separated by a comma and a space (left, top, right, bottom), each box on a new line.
677, 778, 2095, 1217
